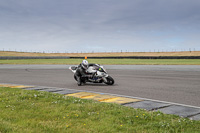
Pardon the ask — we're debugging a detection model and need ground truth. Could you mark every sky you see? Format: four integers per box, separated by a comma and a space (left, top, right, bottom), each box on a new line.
0, 0, 200, 53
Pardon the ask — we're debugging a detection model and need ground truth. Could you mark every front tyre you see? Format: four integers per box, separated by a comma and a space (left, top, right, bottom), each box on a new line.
105, 76, 114, 85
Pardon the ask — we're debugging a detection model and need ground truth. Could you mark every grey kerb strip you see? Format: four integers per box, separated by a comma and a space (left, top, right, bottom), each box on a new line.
2, 83, 200, 121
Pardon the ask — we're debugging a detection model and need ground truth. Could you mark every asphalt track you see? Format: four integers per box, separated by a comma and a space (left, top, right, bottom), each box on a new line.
0, 65, 200, 107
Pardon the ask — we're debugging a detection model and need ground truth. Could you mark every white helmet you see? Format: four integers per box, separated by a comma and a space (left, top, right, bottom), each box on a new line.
81, 60, 88, 69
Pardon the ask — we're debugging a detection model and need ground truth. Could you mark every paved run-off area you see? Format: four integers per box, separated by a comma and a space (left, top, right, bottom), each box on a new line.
1, 83, 200, 120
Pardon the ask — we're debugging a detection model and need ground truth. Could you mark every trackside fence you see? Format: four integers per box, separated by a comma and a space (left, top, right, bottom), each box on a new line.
1, 56, 200, 60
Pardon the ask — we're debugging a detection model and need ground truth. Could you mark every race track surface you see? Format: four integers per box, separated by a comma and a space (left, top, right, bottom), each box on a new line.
0, 65, 200, 107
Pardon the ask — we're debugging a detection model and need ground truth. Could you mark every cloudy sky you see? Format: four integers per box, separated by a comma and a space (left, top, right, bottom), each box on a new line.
0, 0, 200, 53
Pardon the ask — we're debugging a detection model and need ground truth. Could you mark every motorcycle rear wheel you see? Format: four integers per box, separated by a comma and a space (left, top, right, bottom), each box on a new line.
74, 75, 77, 81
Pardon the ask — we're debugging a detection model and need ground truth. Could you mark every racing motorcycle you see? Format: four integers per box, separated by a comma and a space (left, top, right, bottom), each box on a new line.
69, 64, 114, 85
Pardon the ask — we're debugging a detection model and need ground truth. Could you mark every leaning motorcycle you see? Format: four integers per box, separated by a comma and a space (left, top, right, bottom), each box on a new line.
69, 64, 114, 85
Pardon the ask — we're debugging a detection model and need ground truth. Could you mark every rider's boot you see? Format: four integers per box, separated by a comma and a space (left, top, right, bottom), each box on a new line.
77, 77, 82, 86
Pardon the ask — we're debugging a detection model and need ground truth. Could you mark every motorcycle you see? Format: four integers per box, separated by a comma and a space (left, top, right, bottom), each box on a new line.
69, 64, 114, 85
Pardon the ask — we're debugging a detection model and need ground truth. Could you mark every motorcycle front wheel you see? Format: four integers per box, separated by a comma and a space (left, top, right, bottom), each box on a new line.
105, 76, 114, 85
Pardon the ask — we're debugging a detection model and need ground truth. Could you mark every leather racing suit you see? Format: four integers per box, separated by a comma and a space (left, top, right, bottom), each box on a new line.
75, 64, 93, 86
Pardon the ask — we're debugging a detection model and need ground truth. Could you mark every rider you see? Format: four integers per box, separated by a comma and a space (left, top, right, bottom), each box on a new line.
75, 60, 94, 86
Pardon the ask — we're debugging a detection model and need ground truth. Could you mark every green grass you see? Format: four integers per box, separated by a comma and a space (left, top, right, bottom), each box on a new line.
0, 87, 200, 133
0, 59, 200, 65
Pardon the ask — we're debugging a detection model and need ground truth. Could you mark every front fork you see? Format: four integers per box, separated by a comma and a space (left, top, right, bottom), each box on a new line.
102, 75, 108, 83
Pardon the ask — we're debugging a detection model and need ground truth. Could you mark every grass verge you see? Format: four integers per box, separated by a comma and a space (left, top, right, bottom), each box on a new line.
0, 59, 200, 65
0, 87, 200, 132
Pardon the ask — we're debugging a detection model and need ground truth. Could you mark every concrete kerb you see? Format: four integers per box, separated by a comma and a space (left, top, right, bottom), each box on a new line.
1, 83, 200, 120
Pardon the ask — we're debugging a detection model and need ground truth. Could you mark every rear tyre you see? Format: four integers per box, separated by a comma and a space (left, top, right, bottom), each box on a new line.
105, 76, 114, 85
74, 75, 77, 81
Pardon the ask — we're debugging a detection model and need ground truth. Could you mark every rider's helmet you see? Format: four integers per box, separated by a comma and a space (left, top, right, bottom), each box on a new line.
81, 60, 89, 70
